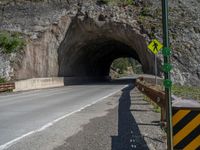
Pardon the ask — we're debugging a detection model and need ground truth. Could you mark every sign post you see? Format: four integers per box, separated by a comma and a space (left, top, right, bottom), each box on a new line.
155, 54, 157, 85
148, 39, 163, 85
161, 0, 173, 149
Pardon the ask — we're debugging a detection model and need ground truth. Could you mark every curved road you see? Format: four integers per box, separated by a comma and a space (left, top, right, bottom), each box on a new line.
0, 83, 128, 149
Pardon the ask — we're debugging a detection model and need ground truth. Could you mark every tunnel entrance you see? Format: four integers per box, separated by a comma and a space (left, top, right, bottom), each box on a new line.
58, 18, 157, 81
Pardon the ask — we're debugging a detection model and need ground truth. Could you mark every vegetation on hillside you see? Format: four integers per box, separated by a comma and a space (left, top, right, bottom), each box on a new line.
0, 31, 25, 54
111, 58, 143, 75
0, 77, 6, 83
172, 85, 200, 101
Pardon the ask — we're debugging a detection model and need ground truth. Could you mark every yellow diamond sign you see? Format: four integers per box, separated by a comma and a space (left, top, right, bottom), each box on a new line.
148, 39, 163, 55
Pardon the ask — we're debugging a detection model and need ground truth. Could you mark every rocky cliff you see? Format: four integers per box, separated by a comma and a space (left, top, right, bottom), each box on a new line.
0, 0, 199, 86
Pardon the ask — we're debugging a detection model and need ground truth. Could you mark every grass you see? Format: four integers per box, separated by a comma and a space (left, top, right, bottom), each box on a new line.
144, 96, 161, 113
172, 84, 200, 101
0, 31, 25, 54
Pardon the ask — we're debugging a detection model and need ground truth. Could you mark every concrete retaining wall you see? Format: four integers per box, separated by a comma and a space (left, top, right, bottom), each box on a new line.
14, 77, 64, 92
13, 76, 110, 92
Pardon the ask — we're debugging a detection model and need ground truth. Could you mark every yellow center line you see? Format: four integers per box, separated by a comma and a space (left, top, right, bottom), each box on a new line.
173, 114, 200, 146
173, 110, 191, 127
183, 135, 200, 150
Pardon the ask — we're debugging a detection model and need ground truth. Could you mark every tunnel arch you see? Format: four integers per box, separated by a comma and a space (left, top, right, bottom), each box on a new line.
58, 17, 157, 79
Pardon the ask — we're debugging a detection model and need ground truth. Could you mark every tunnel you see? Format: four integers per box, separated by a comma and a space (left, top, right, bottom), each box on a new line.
58, 17, 156, 80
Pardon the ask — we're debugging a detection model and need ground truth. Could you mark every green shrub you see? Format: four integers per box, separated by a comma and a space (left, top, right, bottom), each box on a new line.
122, 0, 133, 5
112, 58, 130, 74
140, 7, 152, 17
0, 31, 25, 54
111, 58, 143, 74
0, 77, 6, 83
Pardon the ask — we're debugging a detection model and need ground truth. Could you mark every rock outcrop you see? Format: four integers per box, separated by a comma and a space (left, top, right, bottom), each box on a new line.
0, 0, 199, 86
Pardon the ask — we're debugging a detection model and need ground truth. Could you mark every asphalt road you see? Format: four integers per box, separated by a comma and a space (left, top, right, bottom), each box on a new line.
0, 82, 128, 149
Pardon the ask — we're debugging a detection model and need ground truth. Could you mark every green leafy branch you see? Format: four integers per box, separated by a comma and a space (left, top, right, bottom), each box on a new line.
0, 31, 25, 54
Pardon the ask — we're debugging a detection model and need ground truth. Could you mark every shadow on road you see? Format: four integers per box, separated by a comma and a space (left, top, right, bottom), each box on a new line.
111, 84, 149, 150
64, 77, 136, 86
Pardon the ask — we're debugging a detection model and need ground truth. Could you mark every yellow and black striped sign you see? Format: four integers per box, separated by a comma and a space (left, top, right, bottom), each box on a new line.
172, 109, 200, 150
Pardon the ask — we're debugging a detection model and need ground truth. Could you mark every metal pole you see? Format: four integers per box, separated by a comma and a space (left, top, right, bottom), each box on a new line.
161, 0, 173, 149
155, 55, 157, 85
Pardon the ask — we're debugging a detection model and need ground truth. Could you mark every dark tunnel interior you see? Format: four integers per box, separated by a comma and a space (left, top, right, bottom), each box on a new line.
58, 38, 142, 78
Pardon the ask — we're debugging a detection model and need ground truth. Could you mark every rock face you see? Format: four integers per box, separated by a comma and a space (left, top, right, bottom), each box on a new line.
0, 0, 199, 86
0, 1, 71, 80
0, 53, 14, 80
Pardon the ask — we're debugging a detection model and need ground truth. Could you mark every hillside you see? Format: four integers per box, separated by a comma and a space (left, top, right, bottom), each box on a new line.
0, 0, 199, 86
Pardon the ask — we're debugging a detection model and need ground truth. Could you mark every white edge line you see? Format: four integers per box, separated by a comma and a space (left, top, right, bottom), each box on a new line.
0, 84, 129, 150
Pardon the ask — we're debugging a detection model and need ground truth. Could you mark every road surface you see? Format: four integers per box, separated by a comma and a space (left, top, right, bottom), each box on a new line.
0, 82, 128, 149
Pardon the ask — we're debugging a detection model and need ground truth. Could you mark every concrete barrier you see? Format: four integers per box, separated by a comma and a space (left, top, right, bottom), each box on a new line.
14, 77, 64, 92
13, 76, 110, 92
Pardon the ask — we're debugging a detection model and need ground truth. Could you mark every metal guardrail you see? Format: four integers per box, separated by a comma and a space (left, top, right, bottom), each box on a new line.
136, 76, 200, 150
0, 82, 15, 92
136, 77, 167, 122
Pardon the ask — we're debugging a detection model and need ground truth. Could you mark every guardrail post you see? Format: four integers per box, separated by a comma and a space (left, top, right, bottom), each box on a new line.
161, 105, 166, 123
136, 77, 200, 149
136, 79, 166, 123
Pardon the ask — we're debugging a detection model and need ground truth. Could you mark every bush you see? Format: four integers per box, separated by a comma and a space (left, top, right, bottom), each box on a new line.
0, 31, 25, 54
140, 7, 152, 17
111, 58, 143, 74
0, 77, 6, 83
112, 58, 130, 74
